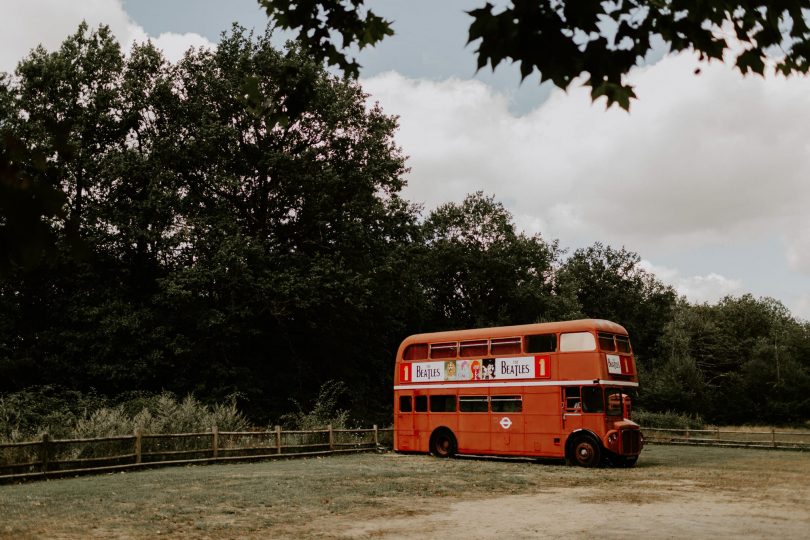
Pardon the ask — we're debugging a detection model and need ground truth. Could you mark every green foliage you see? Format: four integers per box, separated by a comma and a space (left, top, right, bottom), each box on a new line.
280, 380, 350, 430
633, 409, 705, 430
0, 388, 249, 443
0, 386, 107, 441
258, 0, 393, 78
256, 0, 810, 110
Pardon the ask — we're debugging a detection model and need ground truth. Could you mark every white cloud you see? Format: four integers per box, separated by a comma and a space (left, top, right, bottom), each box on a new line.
639, 260, 744, 304
362, 54, 810, 256
792, 294, 810, 322
0, 0, 213, 74
785, 216, 810, 275
150, 32, 213, 64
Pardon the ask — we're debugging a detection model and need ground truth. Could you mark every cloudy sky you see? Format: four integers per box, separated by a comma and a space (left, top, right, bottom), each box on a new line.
3, 0, 810, 319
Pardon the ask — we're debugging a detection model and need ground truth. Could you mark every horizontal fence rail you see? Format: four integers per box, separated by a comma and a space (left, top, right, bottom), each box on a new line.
0, 425, 394, 483
642, 427, 810, 451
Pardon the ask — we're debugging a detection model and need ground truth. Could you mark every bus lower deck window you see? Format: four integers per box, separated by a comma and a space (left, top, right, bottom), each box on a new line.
581, 386, 604, 413
414, 395, 427, 412
429, 395, 457, 413
491, 396, 522, 412
399, 396, 412, 413
459, 396, 488, 412
565, 387, 581, 411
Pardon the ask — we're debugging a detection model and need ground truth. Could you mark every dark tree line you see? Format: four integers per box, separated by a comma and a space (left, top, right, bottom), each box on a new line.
2, 25, 809, 425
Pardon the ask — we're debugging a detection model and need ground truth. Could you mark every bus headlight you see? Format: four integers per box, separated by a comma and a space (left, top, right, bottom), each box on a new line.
607, 432, 619, 445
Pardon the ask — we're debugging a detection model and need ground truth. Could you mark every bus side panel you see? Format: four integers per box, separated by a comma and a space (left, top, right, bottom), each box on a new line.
557, 351, 602, 381
489, 387, 525, 455
413, 391, 431, 453
394, 391, 415, 451
524, 387, 566, 458
457, 389, 490, 454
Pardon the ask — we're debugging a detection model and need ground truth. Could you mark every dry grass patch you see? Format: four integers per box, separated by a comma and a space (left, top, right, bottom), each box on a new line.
1, 446, 809, 538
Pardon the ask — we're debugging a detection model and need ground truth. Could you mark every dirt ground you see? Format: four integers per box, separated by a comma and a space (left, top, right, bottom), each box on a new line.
339, 484, 807, 539
2, 445, 809, 539
329, 447, 810, 540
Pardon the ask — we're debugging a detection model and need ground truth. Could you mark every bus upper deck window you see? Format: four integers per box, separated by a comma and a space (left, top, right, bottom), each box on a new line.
459, 339, 488, 358
491, 337, 521, 355
525, 333, 557, 353
403, 344, 428, 360
598, 333, 616, 351
616, 335, 632, 353
559, 332, 597, 352
430, 342, 458, 359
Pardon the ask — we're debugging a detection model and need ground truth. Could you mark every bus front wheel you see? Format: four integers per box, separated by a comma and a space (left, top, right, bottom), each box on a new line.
569, 435, 602, 467
429, 429, 457, 458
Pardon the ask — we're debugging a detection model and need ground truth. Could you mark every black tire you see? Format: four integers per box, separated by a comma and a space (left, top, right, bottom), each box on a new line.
430, 429, 457, 458
569, 435, 602, 467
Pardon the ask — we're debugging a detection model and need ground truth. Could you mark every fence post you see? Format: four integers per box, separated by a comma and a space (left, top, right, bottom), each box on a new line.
373, 424, 379, 447
275, 425, 282, 455
715, 427, 720, 441
212, 426, 219, 459
135, 430, 142, 464
685, 428, 690, 442
40, 433, 49, 474
772, 428, 777, 448
328, 424, 334, 451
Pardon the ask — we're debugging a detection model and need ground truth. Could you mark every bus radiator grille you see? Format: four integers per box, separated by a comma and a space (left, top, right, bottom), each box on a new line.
622, 430, 642, 454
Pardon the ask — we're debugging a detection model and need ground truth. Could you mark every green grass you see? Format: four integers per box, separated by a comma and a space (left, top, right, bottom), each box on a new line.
1, 446, 809, 538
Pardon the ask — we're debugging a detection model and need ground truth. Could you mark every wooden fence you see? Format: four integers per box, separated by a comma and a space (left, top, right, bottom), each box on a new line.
643, 427, 810, 450
0, 425, 393, 483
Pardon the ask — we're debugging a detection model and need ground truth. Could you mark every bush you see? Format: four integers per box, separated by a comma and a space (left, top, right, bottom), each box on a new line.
280, 380, 350, 430
0, 387, 250, 443
634, 409, 704, 430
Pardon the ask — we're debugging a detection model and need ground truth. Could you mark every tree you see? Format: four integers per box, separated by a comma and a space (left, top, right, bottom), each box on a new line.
258, 0, 810, 109
643, 295, 810, 424
556, 243, 676, 360
418, 192, 576, 330
0, 24, 419, 424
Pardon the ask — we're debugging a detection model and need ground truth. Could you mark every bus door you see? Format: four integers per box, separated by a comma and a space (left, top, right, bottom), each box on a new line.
561, 386, 583, 433
395, 393, 415, 451
490, 395, 524, 454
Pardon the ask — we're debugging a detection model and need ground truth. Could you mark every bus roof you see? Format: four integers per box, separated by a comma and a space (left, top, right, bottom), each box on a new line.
399, 319, 628, 350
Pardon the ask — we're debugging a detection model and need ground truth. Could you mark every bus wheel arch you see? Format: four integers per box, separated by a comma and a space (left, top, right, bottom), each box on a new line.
566, 431, 602, 467
429, 428, 457, 458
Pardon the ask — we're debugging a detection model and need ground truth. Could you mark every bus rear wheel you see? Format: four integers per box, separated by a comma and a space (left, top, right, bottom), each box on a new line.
569, 435, 602, 467
430, 429, 457, 458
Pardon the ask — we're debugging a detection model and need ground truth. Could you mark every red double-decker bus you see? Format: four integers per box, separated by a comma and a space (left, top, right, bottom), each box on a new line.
393, 319, 643, 467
